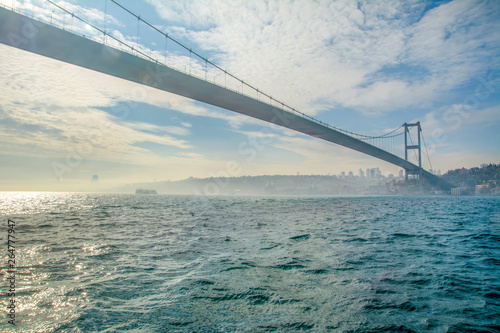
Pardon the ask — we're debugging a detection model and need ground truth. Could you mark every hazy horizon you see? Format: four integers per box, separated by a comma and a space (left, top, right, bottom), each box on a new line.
1, 0, 499, 192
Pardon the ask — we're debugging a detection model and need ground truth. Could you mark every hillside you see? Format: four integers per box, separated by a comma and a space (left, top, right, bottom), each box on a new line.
442, 163, 500, 195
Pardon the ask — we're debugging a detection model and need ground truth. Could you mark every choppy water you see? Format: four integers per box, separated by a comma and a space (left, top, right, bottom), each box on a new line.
1, 193, 499, 332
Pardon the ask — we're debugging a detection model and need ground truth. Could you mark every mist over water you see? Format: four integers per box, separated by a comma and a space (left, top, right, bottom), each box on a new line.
1, 193, 499, 332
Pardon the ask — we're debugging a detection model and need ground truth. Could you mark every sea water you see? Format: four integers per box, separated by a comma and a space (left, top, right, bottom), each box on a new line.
0, 193, 499, 332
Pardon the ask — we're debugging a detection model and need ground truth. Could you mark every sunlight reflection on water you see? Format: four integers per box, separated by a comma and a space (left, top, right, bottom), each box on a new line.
0, 194, 499, 332
1, 192, 100, 332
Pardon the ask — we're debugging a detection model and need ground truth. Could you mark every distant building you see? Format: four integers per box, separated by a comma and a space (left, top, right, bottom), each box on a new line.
451, 187, 463, 196
365, 167, 381, 179
348, 171, 354, 177
90, 175, 98, 182
368, 185, 389, 195
358, 169, 365, 178
399, 169, 405, 179
475, 184, 489, 195
481, 163, 488, 168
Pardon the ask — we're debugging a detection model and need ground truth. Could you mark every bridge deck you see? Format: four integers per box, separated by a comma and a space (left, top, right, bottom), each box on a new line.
0, 7, 451, 190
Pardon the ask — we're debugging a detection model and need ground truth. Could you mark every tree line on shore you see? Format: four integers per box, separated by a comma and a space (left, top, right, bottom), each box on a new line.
442, 163, 499, 195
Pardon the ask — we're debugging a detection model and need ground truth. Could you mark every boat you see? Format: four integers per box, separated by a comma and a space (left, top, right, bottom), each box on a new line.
135, 188, 158, 194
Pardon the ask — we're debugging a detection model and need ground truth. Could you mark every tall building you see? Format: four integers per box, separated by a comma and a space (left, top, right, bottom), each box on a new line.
365, 167, 381, 179
358, 169, 365, 178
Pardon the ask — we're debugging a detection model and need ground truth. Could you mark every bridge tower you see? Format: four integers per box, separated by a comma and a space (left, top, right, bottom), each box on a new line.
404, 122, 423, 193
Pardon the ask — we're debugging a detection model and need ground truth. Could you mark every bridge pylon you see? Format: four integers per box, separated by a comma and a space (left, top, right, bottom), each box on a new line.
404, 122, 423, 193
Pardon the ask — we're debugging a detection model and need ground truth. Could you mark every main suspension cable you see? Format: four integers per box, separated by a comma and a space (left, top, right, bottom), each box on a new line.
42, 0, 411, 147
421, 129, 433, 171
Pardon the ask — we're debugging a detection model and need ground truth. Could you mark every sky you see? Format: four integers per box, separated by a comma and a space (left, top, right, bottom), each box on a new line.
0, 0, 499, 192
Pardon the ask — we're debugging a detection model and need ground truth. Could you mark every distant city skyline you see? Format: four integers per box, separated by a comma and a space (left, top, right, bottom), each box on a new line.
0, 0, 499, 192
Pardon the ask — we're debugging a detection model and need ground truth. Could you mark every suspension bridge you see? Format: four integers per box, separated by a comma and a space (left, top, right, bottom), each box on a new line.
0, 2, 453, 191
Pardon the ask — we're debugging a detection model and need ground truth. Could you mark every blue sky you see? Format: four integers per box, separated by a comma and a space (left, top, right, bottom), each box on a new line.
0, 0, 499, 191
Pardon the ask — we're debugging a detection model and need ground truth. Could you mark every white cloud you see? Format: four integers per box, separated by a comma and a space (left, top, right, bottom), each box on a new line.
420, 104, 500, 142
147, 0, 500, 117
0, 44, 196, 164
235, 130, 278, 139
176, 152, 204, 159
7, 0, 499, 120
125, 121, 191, 137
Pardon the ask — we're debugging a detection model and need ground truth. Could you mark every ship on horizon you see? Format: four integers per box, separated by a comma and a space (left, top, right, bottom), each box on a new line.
135, 188, 158, 195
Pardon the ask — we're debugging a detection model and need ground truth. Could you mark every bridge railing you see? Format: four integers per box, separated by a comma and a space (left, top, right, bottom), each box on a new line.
105, 0, 409, 152
2, 0, 409, 159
